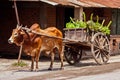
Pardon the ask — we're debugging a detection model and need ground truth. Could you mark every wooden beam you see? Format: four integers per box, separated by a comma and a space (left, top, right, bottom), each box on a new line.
74, 7, 83, 20
14, 0, 20, 25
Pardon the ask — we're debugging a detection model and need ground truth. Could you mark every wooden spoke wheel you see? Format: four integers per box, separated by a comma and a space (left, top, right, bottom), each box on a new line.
64, 46, 82, 65
91, 32, 110, 64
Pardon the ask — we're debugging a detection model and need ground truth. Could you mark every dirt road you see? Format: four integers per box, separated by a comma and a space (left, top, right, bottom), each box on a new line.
0, 54, 120, 80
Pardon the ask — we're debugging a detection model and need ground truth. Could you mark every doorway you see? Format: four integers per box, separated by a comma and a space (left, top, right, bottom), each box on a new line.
64, 7, 74, 28
56, 7, 74, 30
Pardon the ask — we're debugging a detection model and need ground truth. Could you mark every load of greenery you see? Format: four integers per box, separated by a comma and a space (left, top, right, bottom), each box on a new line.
66, 12, 112, 35
66, 12, 87, 29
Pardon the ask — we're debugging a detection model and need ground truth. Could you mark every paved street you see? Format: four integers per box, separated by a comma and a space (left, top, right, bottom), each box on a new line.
0, 54, 120, 80
70, 70, 120, 80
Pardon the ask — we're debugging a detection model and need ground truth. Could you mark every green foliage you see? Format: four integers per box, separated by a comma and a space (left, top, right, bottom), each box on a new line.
87, 14, 101, 31
99, 21, 112, 35
65, 12, 112, 35
66, 22, 75, 28
12, 61, 28, 67
100, 26, 110, 34
87, 13, 112, 35
66, 12, 87, 29
75, 20, 87, 28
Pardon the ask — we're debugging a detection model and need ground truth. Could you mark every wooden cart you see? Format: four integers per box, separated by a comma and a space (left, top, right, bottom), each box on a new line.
22, 27, 110, 65
63, 28, 110, 65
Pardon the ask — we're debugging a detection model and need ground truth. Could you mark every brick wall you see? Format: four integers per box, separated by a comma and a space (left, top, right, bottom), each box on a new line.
110, 35, 120, 54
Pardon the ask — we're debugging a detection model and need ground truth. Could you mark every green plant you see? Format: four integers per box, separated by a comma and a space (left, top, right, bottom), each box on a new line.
66, 12, 87, 29
12, 61, 28, 67
87, 13, 112, 35
65, 12, 112, 35
100, 21, 112, 35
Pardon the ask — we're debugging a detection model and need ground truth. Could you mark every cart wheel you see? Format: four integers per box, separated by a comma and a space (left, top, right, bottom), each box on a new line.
64, 46, 82, 65
91, 32, 110, 64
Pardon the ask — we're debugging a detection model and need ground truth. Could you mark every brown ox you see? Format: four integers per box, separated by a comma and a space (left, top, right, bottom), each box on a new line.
8, 23, 64, 71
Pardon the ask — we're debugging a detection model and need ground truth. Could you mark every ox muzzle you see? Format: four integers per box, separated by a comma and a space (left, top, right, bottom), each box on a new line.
8, 37, 14, 44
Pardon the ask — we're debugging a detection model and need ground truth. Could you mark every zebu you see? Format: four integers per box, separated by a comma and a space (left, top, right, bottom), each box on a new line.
8, 23, 64, 71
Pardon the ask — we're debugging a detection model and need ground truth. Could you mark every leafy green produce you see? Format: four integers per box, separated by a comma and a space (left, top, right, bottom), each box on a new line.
99, 21, 112, 35
65, 12, 112, 35
83, 12, 86, 22
87, 13, 96, 30
76, 20, 87, 28
87, 13, 112, 35
66, 22, 75, 28
66, 17, 76, 29
66, 12, 87, 29
100, 27, 110, 34
95, 15, 102, 31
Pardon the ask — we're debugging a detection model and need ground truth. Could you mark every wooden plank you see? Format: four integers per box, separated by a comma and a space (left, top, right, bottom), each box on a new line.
74, 7, 83, 20
22, 27, 62, 39
22, 27, 82, 42
21, 27, 90, 47
63, 40, 91, 47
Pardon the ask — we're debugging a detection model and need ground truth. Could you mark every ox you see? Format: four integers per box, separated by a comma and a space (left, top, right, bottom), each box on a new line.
8, 23, 64, 71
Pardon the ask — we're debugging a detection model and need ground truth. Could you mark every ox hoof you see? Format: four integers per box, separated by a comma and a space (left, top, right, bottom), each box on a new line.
48, 68, 53, 70
60, 67, 64, 70
29, 68, 34, 71
30, 69, 34, 71
35, 69, 39, 72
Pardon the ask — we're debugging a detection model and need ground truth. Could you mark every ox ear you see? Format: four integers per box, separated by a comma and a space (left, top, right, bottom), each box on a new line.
25, 25, 27, 28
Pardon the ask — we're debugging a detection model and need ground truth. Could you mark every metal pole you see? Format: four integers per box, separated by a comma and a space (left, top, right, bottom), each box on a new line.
14, 0, 22, 63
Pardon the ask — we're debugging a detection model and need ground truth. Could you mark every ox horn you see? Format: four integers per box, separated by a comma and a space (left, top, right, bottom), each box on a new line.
20, 24, 23, 28
16, 24, 19, 28
17, 24, 22, 30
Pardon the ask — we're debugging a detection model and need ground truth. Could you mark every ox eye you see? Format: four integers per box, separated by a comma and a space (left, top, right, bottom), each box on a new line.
14, 33, 18, 37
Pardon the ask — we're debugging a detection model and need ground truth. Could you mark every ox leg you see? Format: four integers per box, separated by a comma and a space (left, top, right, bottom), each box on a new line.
59, 46, 64, 70
48, 52, 54, 70
35, 52, 40, 71
35, 57, 39, 71
59, 53, 64, 70
31, 56, 35, 71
